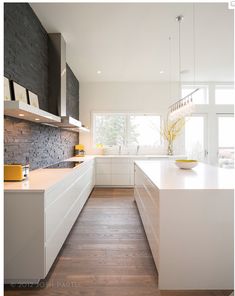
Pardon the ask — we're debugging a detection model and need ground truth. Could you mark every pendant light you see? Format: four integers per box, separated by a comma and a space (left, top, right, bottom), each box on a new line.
168, 10, 198, 120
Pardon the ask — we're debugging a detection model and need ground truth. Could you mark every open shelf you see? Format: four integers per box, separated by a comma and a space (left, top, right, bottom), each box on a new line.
4, 101, 90, 132
4, 101, 61, 124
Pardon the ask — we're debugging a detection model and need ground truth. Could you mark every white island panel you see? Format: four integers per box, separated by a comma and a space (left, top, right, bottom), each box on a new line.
134, 160, 234, 290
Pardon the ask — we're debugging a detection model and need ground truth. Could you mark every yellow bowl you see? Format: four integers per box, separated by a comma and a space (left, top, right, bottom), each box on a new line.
175, 159, 198, 169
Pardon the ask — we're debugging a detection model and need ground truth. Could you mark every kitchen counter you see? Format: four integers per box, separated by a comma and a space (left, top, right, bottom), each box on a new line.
4, 157, 95, 284
70, 154, 186, 158
134, 160, 234, 290
135, 160, 234, 190
4, 154, 186, 191
4, 156, 95, 192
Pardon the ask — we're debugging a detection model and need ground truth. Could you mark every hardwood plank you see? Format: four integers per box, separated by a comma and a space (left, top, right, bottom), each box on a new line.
4, 187, 233, 296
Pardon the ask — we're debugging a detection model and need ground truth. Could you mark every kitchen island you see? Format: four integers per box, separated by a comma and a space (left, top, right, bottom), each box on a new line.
134, 160, 234, 290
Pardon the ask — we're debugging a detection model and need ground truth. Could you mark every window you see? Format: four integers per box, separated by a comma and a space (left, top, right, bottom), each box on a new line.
128, 115, 161, 146
182, 85, 208, 104
215, 85, 234, 105
217, 115, 234, 168
93, 113, 161, 147
185, 116, 207, 161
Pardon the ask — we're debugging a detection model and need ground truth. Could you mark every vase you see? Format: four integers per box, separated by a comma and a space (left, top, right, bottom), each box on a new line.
167, 141, 173, 156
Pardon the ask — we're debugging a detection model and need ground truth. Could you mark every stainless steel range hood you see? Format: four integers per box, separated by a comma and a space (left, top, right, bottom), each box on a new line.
48, 33, 83, 130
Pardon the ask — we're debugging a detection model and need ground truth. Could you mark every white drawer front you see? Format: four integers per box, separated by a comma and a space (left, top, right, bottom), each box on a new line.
96, 158, 111, 164
111, 163, 130, 174
111, 174, 130, 186
96, 163, 111, 174
45, 182, 92, 274
95, 174, 112, 186
46, 167, 93, 242
111, 157, 130, 164
45, 161, 93, 207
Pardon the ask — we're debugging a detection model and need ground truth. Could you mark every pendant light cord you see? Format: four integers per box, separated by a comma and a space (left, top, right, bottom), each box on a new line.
193, 4, 196, 86
176, 15, 183, 97
169, 36, 172, 102
178, 19, 181, 85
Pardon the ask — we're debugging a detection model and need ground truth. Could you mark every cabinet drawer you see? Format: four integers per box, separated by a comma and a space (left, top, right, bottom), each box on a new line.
111, 158, 130, 164
96, 158, 111, 164
111, 174, 130, 186
45, 161, 93, 208
111, 163, 130, 174
95, 174, 112, 186
45, 182, 92, 274
96, 163, 111, 174
45, 168, 92, 242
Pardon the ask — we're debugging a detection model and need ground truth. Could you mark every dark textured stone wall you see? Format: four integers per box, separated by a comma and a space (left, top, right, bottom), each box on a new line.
4, 3, 79, 170
66, 64, 79, 120
4, 3, 49, 111
4, 116, 79, 170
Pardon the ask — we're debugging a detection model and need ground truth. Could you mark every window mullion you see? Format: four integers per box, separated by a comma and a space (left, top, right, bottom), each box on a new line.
125, 114, 129, 148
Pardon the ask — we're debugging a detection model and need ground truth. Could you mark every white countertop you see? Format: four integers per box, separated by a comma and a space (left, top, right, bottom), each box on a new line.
4, 156, 95, 192
3, 154, 185, 192
77, 154, 186, 158
135, 160, 234, 190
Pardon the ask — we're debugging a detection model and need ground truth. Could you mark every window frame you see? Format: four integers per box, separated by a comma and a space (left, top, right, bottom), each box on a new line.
215, 84, 235, 105
91, 111, 162, 148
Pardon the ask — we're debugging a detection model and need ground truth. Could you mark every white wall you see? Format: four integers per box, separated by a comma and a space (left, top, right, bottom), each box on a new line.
79, 81, 234, 166
79, 81, 181, 154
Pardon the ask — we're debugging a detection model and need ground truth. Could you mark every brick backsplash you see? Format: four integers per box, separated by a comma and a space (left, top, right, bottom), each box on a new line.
4, 116, 79, 170
4, 3, 80, 170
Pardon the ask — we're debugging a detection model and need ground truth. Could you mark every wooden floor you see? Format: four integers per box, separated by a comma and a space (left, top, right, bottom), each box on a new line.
5, 188, 233, 296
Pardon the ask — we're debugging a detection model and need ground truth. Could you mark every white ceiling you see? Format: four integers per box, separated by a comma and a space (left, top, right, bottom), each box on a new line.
30, 3, 234, 82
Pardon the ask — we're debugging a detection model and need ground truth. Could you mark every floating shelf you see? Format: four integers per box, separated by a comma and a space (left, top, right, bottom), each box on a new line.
4, 101, 90, 132
4, 101, 61, 124
61, 126, 90, 133
79, 126, 90, 132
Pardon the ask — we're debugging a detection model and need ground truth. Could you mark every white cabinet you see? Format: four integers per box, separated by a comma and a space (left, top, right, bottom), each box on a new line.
111, 158, 130, 186
95, 156, 182, 187
95, 158, 112, 185
96, 156, 127, 187
95, 157, 132, 187
95, 174, 112, 186
4, 159, 95, 284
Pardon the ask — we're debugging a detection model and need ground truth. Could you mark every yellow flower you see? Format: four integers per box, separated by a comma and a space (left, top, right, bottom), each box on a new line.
161, 117, 185, 143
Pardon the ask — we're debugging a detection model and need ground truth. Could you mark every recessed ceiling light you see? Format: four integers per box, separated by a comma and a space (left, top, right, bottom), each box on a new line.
35, 118, 40, 121
97, 70, 102, 74
160, 70, 164, 74
19, 114, 24, 117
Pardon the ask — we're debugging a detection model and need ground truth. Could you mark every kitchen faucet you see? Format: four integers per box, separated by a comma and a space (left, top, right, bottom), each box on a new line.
136, 145, 140, 155
118, 145, 122, 155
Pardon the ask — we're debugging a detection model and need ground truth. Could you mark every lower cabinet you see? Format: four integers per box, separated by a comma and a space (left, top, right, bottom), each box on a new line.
4, 159, 95, 284
95, 157, 131, 186
95, 156, 173, 187
134, 165, 160, 269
